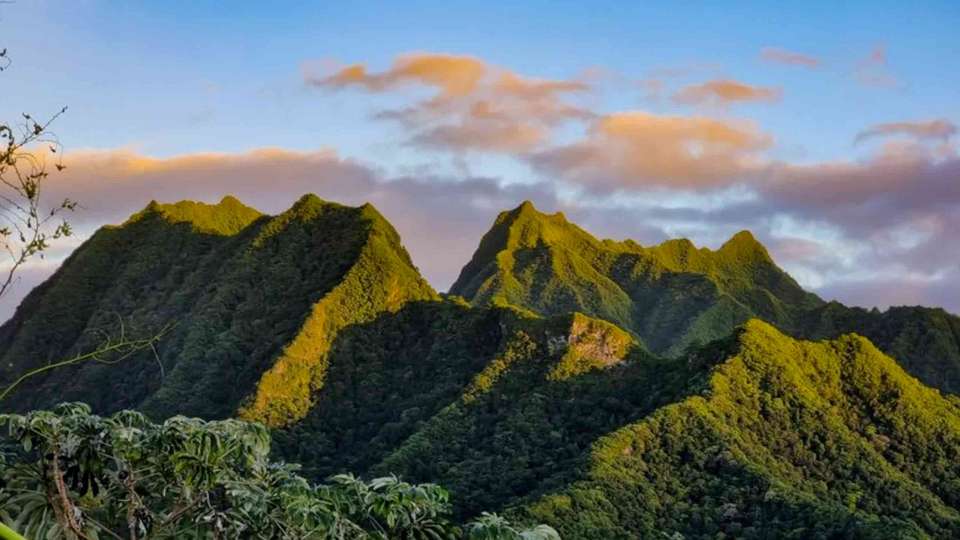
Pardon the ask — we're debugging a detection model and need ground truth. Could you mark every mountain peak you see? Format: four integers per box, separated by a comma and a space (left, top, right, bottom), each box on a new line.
498, 199, 567, 226
719, 230, 770, 259
128, 196, 262, 235
515, 199, 537, 213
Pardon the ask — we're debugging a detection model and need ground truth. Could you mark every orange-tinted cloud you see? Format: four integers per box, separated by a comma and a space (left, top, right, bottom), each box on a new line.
673, 79, 782, 106
760, 47, 820, 68
312, 53, 486, 97
412, 120, 548, 153
855, 119, 956, 144
307, 52, 592, 154
530, 111, 770, 189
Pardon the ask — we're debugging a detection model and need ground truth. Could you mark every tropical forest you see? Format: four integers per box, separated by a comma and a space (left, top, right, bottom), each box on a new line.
2, 2, 959, 539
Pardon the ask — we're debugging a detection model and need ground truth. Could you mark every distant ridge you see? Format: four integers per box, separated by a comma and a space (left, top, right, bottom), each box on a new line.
451, 200, 822, 354
452, 200, 960, 394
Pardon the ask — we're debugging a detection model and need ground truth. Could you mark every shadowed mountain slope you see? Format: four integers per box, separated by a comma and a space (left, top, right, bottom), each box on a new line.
0, 195, 436, 423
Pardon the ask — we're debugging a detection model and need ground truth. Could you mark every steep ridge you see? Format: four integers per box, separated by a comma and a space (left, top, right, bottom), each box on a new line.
289, 310, 960, 538
283, 306, 699, 519
370, 308, 698, 515
451, 200, 822, 354
451, 200, 960, 395
3, 195, 960, 538
514, 321, 960, 539
0, 195, 436, 422
800, 302, 960, 395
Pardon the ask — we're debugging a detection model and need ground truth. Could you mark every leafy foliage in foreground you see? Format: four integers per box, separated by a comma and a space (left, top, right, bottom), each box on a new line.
0, 403, 558, 540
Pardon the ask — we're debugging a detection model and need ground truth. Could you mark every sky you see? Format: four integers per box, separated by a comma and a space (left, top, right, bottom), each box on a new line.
0, 0, 958, 318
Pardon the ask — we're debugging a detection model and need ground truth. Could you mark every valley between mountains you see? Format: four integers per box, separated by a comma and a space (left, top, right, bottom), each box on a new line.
2, 195, 959, 539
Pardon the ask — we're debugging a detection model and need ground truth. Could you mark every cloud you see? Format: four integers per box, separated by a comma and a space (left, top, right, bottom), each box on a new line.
308, 52, 592, 154
816, 269, 960, 312
310, 53, 487, 97
529, 111, 770, 189
411, 120, 548, 153
853, 44, 900, 88
673, 79, 782, 107
3, 142, 959, 322
760, 47, 820, 68
855, 119, 957, 144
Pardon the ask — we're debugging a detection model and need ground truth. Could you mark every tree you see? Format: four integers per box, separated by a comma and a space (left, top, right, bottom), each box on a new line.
0, 47, 75, 301
0, 42, 169, 406
0, 403, 560, 539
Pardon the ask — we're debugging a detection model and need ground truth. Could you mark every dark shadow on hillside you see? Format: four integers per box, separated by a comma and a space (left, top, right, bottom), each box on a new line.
276, 302, 725, 519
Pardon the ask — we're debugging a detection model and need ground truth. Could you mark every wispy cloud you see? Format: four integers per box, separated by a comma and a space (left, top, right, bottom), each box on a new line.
672, 79, 782, 107
529, 111, 771, 189
855, 119, 956, 144
853, 44, 900, 88
760, 47, 820, 68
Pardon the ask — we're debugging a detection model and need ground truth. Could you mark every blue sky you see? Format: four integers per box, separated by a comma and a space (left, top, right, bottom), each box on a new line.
1, 0, 958, 317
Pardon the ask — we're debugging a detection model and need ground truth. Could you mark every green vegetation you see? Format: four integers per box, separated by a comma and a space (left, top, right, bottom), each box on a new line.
0, 195, 435, 424
3, 195, 960, 538
515, 321, 960, 538
451, 200, 960, 394
0, 403, 557, 539
450, 201, 823, 355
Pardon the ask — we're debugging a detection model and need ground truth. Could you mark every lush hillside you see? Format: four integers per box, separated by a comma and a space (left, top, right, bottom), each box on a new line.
451, 200, 960, 395
450, 200, 822, 355
0, 195, 436, 424
276, 307, 960, 538
513, 321, 960, 539
799, 302, 960, 395
3, 194, 960, 539
274, 303, 696, 520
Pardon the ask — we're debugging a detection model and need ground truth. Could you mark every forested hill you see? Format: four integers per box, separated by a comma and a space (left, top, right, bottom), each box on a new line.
514, 320, 960, 539
0, 194, 437, 422
452, 200, 960, 394
3, 194, 960, 538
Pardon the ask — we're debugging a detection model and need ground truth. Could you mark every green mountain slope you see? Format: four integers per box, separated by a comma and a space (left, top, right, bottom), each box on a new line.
3, 194, 960, 539
281, 306, 960, 538
274, 304, 694, 520
450, 200, 822, 355
0, 195, 436, 423
514, 320, 960, 539
800, 302, 960, 395
451, 200, 960, 395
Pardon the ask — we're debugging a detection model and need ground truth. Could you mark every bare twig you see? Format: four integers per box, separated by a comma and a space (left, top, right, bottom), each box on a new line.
0, 323, 175, 402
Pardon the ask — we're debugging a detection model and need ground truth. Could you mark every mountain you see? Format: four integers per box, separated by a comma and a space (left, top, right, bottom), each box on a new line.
3, 194, 960, 538
513, 321, 960, 539
799, 302, 960, 395
280, 306, 960, 538
450, 200, 823, 355
0, 195, 436, 423
451, 200, 960, 395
